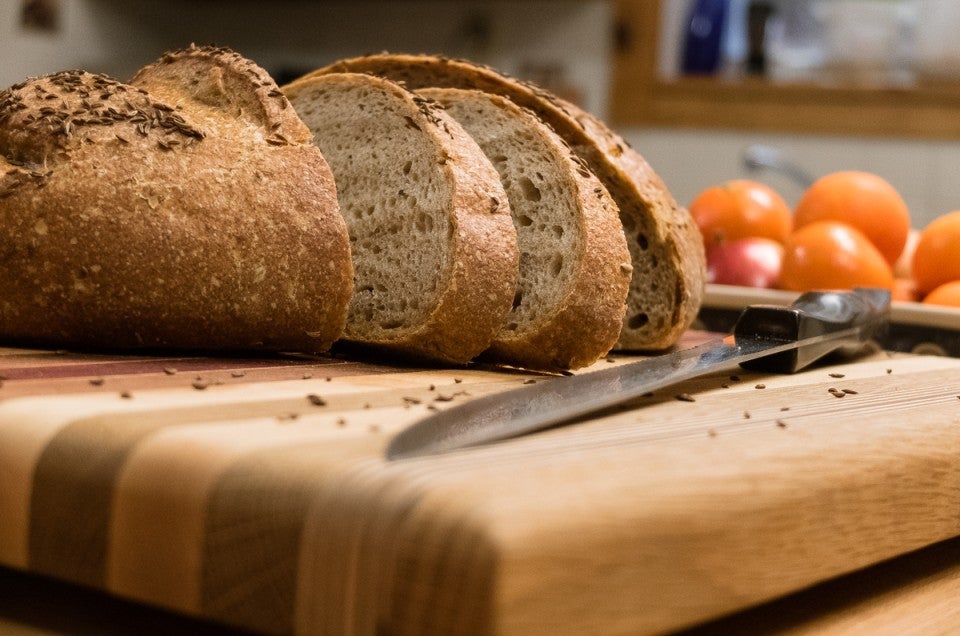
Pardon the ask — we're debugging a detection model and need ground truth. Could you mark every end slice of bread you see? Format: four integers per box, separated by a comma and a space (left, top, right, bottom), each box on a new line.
0, 46, 352, 353
283, 73, 519, 364
419, 88, 630, 370
308, 54, 706, 351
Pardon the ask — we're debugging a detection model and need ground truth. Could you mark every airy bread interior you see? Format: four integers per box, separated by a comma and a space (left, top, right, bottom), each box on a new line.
290, 79, 453, 337
308, 54, 706, 352
285, 73, 518, 364
425, 89, 581, 337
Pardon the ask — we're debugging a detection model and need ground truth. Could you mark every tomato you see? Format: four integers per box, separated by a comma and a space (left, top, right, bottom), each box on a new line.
892, 277, 920, 303
689, 179, 792, 249
912, 210, 960, 296
922, 280, 960, 308
706, 237, 783, 288
794, 171, 910, 266
780, 221, 894, 292
894, 227, 920, 279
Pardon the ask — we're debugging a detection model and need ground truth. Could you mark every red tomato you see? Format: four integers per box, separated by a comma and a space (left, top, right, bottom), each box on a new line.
706, 238, 784, 288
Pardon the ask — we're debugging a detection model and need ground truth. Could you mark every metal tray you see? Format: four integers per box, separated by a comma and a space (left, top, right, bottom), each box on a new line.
697, 284, 960, 357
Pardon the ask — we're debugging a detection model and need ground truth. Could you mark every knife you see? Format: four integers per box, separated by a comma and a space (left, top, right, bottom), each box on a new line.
386, 287, 891, 460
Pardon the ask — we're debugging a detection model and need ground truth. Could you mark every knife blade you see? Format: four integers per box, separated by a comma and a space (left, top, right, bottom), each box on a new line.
386, 288, 891, 460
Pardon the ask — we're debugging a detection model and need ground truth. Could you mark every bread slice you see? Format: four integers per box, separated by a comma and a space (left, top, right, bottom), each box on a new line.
282, 73, 518, 365
307, 54, 706, 351
417, 87, 630, 370
0, 45, 353, 353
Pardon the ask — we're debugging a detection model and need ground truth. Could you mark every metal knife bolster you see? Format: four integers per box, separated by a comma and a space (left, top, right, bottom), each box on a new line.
735, 287, 891, 374
384, 288, 892, 460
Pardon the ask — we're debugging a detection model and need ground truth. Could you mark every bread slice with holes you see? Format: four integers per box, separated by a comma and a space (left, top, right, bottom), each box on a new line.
307, 54, 706, 351
283, 73, 518, 364
0, 45, 352, 353
418, 87, 631, 370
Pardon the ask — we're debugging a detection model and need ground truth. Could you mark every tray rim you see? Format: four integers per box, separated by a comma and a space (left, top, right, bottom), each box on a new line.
704, 284, 960, 331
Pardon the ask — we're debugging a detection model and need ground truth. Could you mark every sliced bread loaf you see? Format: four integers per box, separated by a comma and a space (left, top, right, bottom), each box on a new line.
283, 73, 519, 364
308, 54, 706, 351
0, 45, 352, 352
418, 87, 631, 370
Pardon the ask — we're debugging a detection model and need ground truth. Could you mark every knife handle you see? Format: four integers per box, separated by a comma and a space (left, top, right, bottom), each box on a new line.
735, 287, 891, 374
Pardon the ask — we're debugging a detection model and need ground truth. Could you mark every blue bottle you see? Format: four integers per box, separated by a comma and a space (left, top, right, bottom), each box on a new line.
682, 0, 729, 75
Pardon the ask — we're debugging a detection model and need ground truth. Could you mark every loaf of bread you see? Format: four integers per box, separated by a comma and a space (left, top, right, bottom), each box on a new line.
308, 54, 706, 351
0, 45, 353, 353
418, 87, 631, 370
283, 73, 519, 365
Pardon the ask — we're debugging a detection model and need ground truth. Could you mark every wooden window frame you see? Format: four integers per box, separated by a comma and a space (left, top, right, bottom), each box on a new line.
610, 0, 960, 139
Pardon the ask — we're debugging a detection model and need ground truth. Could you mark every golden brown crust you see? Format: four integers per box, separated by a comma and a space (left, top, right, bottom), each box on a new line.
282, 73, 518, 365
420, 87, 630, 370
308, 53, 705, 351
0, 47, 353, 353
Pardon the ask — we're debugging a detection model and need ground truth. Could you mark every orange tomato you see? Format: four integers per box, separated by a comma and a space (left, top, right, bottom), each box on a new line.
780, 221, 894, 292
922, 280, 960, 308
794, 171, 910, 267
892, 277, 920, 303
689, 179, 792, 249
912, 210, 960, 296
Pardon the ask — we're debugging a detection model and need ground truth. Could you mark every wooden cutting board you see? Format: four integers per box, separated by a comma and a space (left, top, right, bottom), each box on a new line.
2, 336, 960, 635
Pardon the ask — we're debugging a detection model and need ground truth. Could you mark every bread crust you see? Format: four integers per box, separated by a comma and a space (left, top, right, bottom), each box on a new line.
0, 46, 353, 353
283, 73, 518, 365
309, 54, 705, 351
420, 88, 630, 370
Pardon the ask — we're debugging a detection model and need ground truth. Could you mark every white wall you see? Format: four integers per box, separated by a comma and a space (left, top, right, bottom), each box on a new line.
0, 0, 613, 116
622, 127, 958, 230
2, 0, 956, 229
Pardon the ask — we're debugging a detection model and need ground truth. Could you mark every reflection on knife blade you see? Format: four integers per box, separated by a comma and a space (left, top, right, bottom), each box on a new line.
386, 288, 890, 460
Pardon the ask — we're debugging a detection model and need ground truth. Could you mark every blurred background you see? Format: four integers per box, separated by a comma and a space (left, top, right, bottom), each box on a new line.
3, 0, 960, 229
